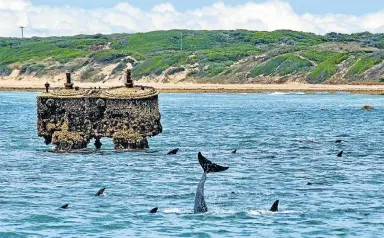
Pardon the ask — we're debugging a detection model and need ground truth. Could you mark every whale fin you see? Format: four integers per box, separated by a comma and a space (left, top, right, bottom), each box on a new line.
167, 148, 179, 155
60, 204, 69, 209
149, 207, 158, 213
337, 151, 343, 157
270, 200, 279, 212
198, 152, 229, 173
95, 187, 105, 196
232, 149, 237, 154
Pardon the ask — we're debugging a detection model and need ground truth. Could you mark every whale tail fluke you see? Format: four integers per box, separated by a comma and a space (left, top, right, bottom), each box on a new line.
270, 200, 279, 212
198, 152, 229, 173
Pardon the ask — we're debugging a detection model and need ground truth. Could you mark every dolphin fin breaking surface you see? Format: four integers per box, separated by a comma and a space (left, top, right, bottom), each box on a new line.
167, 148, 179, 155
95, 187, 106, 196
149, 207, 158, 213
270, 200, 279, 212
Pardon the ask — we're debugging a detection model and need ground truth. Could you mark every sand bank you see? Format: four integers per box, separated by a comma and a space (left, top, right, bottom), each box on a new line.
1, 79, 384, 94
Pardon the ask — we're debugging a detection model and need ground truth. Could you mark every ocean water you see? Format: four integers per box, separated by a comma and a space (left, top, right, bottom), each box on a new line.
0, 92, 383, 237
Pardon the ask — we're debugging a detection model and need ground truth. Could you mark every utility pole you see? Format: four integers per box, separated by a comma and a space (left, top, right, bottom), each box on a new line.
180, 32, 183, 51
20, 26, 25, 38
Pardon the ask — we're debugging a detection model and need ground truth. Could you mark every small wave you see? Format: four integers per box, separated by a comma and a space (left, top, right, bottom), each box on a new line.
248, 210, 297, 215
335, 92, 351, 95
336, 134, 350, 138
296, 187, 330, 191
331, 208, 358, 213
98, 192, 107, 197
162, 208, 239, 215
269, 92, 288, 95
162, 193, 195, 199
208, 209, 238, 214
269, 92, 305, 95
162, 208, 192, 214
293, 138, 319, 144
161, 208, 297, 216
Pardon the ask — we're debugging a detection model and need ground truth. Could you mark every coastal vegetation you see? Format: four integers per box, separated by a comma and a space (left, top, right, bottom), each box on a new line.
0, 30, 383, 84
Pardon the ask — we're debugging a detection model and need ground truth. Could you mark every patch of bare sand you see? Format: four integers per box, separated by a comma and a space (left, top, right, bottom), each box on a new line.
2, 77, 384, 94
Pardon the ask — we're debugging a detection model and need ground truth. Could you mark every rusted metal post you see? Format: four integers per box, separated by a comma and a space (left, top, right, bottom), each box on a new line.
44, 82, 50, 93
64, 72, 74, 89
124, 69, 133, 88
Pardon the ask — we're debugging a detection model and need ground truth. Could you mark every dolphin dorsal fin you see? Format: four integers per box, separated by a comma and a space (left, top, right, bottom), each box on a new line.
198, 152, 229, 173
167, 148, 179, 155
149, 207, 158, 213
95, 187, 105, 196
270, 200, 279, 212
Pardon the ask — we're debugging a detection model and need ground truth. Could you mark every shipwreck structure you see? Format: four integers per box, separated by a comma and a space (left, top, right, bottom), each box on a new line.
37, 69, 162, 152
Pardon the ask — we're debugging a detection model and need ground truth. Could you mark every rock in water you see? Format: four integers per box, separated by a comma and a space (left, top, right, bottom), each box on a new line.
361, 105, 374, 110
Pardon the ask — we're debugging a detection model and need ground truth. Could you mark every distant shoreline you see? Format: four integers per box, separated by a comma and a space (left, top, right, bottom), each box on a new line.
1, 80, 384, 94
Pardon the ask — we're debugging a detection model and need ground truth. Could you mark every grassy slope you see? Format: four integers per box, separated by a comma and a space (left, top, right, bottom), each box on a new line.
307, 53, 349, 83
251, 53, 314, 77
0, 30, 383, 83
349, 56, 382, 75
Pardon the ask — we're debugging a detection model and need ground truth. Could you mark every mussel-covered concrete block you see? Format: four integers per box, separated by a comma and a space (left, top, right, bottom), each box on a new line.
113, 130, 149, 150
37, 72, 162, 152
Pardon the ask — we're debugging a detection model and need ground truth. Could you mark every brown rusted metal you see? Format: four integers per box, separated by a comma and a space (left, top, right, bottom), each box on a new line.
125, 69, 134, 88
64, 72, 74, 89
44, 82, 50, 93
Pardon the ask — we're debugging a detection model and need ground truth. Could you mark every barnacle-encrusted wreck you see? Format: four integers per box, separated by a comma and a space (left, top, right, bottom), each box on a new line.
37, 69, 162, 152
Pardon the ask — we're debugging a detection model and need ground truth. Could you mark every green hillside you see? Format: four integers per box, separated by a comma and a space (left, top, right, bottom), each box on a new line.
0, 30, 383, 84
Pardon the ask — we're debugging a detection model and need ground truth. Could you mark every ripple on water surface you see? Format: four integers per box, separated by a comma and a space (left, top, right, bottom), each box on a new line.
0, 92, 383, 237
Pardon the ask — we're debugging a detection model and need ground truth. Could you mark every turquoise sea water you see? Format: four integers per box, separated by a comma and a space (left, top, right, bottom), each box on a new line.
0, 92, 383, 237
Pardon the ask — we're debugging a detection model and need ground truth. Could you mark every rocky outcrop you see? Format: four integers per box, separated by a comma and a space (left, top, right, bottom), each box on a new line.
361, 105, 374, 110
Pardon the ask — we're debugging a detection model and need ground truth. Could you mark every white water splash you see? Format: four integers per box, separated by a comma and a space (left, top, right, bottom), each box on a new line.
269, 92, 306, 95
248, 210, 298, 215
162, 208, 192, 214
